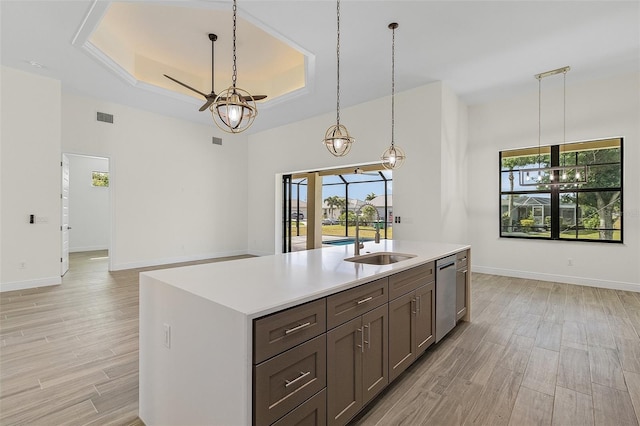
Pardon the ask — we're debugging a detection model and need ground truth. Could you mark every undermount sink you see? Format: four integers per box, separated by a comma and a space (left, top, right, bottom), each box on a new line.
344, 252, 417, 265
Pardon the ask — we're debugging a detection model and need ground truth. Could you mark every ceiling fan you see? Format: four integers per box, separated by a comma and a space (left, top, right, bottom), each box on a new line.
163, 33, 267, 112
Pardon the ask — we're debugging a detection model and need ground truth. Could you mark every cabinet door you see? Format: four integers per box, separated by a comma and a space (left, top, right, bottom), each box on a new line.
388, 291, 416, 382
362, 304, 388, 405
327, 318, 362, 426
415, 282, 435, 355
456, 267, 468, 321
272, 389, 327, 426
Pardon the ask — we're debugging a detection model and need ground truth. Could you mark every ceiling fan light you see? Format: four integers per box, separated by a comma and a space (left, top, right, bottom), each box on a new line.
323, 123, 354, 157
381, 144, 405, 170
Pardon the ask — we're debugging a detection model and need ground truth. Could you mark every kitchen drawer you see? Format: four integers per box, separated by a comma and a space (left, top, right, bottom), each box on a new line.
272, 389, 327, 426
456, 250, 469, 270
326, 278, 388, 329
254, 299, 326, 364
254, 335, 327, 426
388, 261, 434, 300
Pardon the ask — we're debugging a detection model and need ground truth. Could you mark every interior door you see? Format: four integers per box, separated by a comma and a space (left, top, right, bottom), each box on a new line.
61, 154, 70, 276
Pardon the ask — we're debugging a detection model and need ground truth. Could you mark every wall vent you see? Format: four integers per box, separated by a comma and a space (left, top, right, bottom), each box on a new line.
97, 112, 114, 124
212, 137, 222, 146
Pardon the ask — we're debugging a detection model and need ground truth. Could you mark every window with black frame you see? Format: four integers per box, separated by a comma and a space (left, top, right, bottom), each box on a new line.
500, 138, 623, 243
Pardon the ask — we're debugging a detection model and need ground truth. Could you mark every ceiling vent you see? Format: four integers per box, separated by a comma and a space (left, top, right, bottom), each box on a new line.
97, 112, 114, 124
212, 137, 222, 146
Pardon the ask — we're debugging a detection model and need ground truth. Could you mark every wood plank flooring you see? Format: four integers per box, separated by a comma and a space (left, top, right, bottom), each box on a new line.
353, 274, 640, 426
2, 255, 640, 425
0, 251, 250, 425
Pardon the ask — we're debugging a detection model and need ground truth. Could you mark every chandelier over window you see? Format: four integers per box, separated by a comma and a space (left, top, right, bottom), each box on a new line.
519, 66, 587, 186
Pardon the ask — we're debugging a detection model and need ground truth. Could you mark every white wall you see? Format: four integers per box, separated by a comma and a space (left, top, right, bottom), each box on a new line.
468, 72, 640, 288
62, 93, 249, 270
1, 67, 62, 291
67, 154, 110, 252
441, 84, 469, 244
247, 82, 469, 255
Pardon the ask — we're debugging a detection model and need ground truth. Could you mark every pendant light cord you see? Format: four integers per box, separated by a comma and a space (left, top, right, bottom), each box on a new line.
537, 75, 541, 167
232, 0, 238, 89
336, 0, 341, 126
391, 25, 395, 147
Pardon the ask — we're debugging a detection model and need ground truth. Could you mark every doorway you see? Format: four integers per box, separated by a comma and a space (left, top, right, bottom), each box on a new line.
61, 154, 111, 275
283, 164, 393, 253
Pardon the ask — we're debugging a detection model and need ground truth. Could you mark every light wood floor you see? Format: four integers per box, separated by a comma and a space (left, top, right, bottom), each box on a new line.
2, 255, 640, 425
0, 251, 250, 425
353, 274, 640, 426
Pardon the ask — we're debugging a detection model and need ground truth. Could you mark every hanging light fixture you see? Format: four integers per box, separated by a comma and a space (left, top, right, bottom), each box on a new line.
519, 66, 587, 186
323, 0, 354, 157
381, 23, 406, 170
211, 0, 257, 133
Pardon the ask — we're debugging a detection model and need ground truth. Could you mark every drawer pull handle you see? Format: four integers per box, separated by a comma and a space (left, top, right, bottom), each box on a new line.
357, 296, 373, 305
285, 371, 311, 387
284, 322, 311, 335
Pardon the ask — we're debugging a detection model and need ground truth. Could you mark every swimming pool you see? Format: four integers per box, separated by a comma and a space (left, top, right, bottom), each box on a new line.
323, 238, 372, 246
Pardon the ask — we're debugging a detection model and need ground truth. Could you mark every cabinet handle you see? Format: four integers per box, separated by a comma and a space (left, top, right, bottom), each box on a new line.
357, 328, 364, 353
357, 296, 373, 305
364, 323, 371, 349
417, 295, 421, 314
284, 371, 311, 388
284, 322, 311, 335
411, 298, 417, 315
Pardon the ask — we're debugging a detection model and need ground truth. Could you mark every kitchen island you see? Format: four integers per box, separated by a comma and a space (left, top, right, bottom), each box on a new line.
139, 240, 470, 426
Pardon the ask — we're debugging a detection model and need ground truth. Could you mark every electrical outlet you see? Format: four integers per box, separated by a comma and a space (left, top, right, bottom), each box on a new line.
18, 261, 26, 269
163, 323, 171, 348
567, 258, 573, 266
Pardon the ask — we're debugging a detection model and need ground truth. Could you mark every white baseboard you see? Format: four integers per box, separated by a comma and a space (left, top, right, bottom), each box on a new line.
110, 250, 251, 271
0, 276, 62, 293
247, 249, 272, 257
472, 265, 640, 292
70, 245, 109, 253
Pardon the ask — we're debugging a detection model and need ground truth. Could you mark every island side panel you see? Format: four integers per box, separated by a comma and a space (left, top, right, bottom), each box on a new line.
139, 274, 250, 425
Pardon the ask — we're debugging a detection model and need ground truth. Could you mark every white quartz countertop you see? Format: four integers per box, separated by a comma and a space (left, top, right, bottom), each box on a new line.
141, 240, 469, 319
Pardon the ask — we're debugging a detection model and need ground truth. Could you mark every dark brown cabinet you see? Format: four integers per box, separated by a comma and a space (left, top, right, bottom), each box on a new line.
252, 250, 468, 426
456, 250, 469, 321
387, 263, 436, 382
272, 389, 327, 426
254, 335, 327, 426
327, 304, 388, 426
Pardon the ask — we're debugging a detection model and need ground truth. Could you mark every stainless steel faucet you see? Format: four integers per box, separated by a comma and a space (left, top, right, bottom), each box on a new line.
354, 202, 381, 255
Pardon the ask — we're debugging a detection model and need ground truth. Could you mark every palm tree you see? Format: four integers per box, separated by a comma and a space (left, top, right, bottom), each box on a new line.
365, 192, 376, 202
324, 196, 343, 220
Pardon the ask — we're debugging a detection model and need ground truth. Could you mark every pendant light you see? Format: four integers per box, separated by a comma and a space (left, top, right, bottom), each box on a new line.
381, 23, 405, 170
323, 0, 354, 157
211, 0, 257, 133
519, 66, 586, 186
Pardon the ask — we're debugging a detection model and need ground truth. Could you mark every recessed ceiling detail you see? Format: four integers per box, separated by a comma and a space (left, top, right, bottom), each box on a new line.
75, 1, 310, 107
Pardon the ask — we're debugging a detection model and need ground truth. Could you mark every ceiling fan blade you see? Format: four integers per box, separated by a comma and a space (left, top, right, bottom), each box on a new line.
199, 98, 216, 112
241, 94, 267, 101
163, 74, 208, 98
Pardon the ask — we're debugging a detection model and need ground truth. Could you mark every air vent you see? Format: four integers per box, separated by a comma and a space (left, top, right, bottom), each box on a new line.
212, 137, 222, 146
97, 112, 114, 124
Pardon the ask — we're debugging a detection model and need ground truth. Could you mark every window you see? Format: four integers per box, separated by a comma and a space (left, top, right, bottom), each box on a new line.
500, 138, 622, 242
92, 171, 109, 187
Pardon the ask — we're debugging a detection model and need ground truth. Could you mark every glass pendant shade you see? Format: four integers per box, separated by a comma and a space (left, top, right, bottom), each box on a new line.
381, 144, 405, 170
211, 87, 256, 133
323, 123, 354, 157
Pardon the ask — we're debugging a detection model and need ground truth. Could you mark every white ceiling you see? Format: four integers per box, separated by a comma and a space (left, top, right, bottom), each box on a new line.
1, 1, 639, 134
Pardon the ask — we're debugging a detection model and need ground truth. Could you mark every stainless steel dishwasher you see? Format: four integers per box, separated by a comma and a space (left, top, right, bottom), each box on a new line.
435, 255, 457, 342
